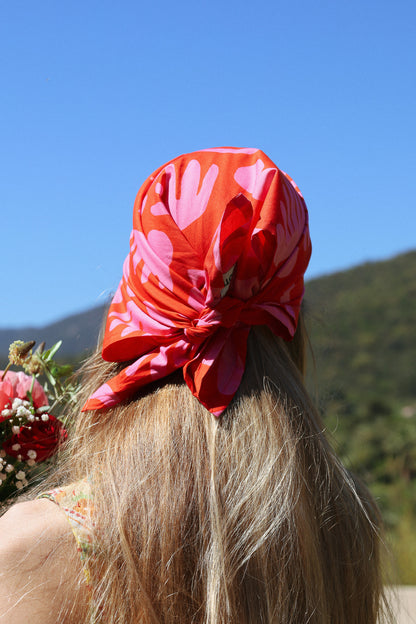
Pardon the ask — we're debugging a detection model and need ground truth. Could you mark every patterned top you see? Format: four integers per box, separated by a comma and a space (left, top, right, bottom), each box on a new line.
38, 480, 97, 620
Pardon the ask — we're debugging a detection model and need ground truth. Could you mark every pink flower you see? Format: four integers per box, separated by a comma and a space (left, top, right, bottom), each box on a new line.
0, 371, 49, 419
0, 390, 11, 413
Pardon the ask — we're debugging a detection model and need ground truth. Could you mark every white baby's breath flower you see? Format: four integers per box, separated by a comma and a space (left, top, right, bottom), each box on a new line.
5, 464, 14, 473
16, 481, 24, 490
12, 426, 20, 434
0, 473, 7, 482
22, 478, 29, 487
1, 409, 13, 418
16, 471, 26, 480
17, 454, 22, 461
41, 414, 49, 422
16, 405, 32, 419
27, 413, 35, 422
27, 450, 37, 459
26, 459, 36, 467
36, 406, 50, 415
11, 444, 21, 451
12, 398, 23, 410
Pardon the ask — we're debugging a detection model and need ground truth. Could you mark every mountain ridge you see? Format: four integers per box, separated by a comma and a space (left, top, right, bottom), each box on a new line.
0, 304, 108, 362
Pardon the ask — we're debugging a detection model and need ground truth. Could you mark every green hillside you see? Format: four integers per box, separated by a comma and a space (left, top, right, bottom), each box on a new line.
305, 250, 416, 583
306, 249, 416, 406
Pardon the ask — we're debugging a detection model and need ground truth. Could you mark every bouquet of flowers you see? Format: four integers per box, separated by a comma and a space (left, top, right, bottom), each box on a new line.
0, 340, 77, 501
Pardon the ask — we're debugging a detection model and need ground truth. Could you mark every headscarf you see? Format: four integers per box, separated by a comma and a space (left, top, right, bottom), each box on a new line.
83, 147, 311, 416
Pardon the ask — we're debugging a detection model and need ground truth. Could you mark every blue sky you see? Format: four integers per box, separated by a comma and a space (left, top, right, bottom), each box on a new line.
1, 0, 415, 328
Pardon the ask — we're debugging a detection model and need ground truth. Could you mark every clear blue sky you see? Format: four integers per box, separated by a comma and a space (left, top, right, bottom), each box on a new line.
1, 0, 415, 328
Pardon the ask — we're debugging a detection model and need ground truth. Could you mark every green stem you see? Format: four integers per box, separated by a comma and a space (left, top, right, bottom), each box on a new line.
29, 375, 36, 408
1, 363, 12, 380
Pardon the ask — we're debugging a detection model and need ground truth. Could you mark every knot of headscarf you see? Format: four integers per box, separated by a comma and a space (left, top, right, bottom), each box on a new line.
184, 297, 248, 342
83, 147, 312, 416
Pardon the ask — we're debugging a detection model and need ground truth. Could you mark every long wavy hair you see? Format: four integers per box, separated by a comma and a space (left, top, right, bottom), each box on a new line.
55, 316, 390, 623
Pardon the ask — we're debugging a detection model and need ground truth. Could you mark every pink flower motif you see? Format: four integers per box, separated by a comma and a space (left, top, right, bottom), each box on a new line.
0, 371, 49, 420
234, 159, 276, 201
165, 160, 219, 230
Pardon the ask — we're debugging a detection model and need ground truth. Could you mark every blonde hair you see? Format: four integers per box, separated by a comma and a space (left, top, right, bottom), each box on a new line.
56, 319, 389, 623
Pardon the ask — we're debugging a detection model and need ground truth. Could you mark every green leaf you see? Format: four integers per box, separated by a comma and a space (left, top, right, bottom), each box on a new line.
54, 364, 73, 378
44, 368, 57, 386
43, 340, 62, 361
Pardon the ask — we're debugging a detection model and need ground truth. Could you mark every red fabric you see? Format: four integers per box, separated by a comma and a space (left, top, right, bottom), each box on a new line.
83, 147, 311, 416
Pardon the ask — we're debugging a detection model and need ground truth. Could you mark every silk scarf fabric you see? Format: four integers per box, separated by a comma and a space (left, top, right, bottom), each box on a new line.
83, 147, 311, 416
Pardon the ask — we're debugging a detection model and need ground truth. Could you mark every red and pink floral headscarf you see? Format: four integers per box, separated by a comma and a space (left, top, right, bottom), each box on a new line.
83, 147, 311, 416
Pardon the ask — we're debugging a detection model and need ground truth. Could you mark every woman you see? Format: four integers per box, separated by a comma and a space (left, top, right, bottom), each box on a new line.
0, 148, 390, 623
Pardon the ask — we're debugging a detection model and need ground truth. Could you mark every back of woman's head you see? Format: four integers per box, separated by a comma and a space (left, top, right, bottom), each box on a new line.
64, 148, 388, 623
66, 321, 385, 624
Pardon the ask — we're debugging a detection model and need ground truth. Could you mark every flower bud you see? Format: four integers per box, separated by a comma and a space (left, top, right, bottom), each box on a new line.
8, 340, 36, 365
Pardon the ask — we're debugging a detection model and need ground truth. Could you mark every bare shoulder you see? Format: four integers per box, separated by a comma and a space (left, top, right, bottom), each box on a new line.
0, 499, 70, 559
0, 499, 89, 623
